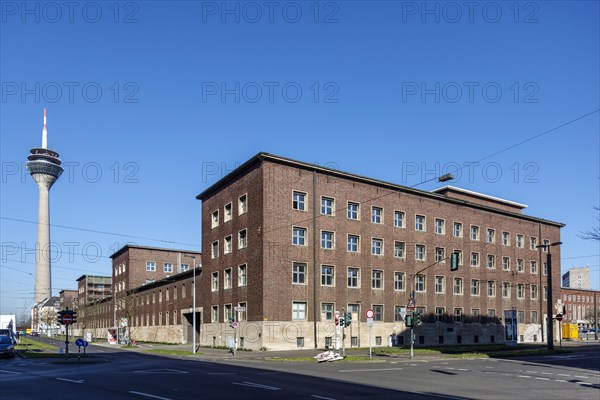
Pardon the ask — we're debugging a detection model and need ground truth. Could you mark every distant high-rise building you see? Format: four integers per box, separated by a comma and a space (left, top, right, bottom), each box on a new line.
562, 267, 591, 289
26, 109, 63, 303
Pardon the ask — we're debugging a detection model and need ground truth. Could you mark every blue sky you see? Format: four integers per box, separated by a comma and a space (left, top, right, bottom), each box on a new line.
1, 1, 598, 316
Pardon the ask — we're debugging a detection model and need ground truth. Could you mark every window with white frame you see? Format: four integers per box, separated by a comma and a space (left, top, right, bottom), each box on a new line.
415, 244, 426, 261
372, 238, 383, 255
415, 274, 425, 292
530, 261, 537, 274
322, 303, 334, 321
371, 207, 383, 224
471, 279, 480, 296
224, 203, 232, 222
502, 231, 510, 246
435, 247, 444, 263
394, 241, 405, 258
543, 262, 548, 275
321, 196, 334, 216
517, 284, 524, 299
516, 234, 524, 248
347, 202, 359, 220
435, 218, 445, 234
470, 225, 480, 240
502, 282, 511, 298
453, 308, 463, 323
237, 302, 247, 321
146, 261, 156, 272
453, 222, 462, 237
238, 194, 247, 215
180, 263, 189, 272
415, 215, 426, 231
394, 272, 405, 291
293, 263, 306, 284
321, 265, 334, 286
487, 255, 496, 269
373, 304, 383, 321
487, 309, 496, 319
224, 304, 233, 322
530, 285, 538, 300
502, 257, 510, 271
435, 275, 445, 294
487, 281, 496, 297
224, 235, 233, 254
348, 235, 359, 252
211, 210, 219, 228
164, 263, 173, 273
211, 305, 219, 322
321, 231, 334, 250
293, 227, 307, 246
348, 267, 360, 288
530, 237, 537, 250
453, 278, 463, 295
292, 302, 307, 320
238, 264, 247, 286
224, 268, 232, 289
531, 310, 538, 324
211, 272, 219, 291
211, 241, 219, 258
543, 286, 547, 301
471, 252, 480, 267
293, 191, 306, 211
372, 270, 383, 289
486, 228, 495, 243
517, 259, 524, 272
394, 210, 405, 228
237, 229, 247, 249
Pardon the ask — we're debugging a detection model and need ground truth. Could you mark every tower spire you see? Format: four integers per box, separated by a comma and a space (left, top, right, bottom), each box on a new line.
42, 108, 48, 149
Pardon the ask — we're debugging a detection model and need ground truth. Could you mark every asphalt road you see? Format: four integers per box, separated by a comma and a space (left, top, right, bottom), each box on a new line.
1, 339, 598, 400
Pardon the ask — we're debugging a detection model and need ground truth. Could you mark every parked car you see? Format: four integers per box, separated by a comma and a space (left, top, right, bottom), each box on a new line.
29, 331, 39, 337
0, 335, 16, 358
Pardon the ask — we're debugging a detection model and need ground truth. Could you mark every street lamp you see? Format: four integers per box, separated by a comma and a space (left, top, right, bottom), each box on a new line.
536, 241, 562, 350
191, 256, 196, 354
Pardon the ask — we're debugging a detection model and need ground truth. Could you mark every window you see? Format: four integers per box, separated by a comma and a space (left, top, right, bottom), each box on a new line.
487, 255, 496, 269
453, 278, 463, 295
435, 307, 445, 322
530, 285, 538, 300
517, 284, 524, 299
238, 229, 247, 249
211, 272, 219, 291
394, 241, 405, 258
395, 306, 405, 322
211, 210, 219, 228
471, 279, 480, 296
394, 211, 405, 228
321, 231, 334, 249
470, 225, 480, 240
211, 241, 219, 258
372, 238, 383, 255
453, 308, 463, 323
371, 207, 383, 224
530, 261, 537, 274
486, 229, 495, 243
238, 194, 247, 215
224, 304, 233, 321
415, 215, 426, 231
415, 244, 426, 261
517, 259, 524, 273
531, 310, 538, 324
373, 305, 383, 321
237, 264, 247, 286
293, 263, 306, 284
348, 235, 359, 253
237, 302, 247, 322
224, 203, 232, 222
435, 276, 445, 294
502, 257, 510, 271
516, 234, 524, 248
470, 252, 480, 267
293, 227, 307, 246
487, 281, 496, 297
543, 262, 548, 275
517, 311, 525, 324
487, 309, 496, 319
163, 263, 173, 273
435, 218, 445, 234
224, 235, 233, 254
224, 268, 232, 289
348, 267, 360, 288
453, 222, 462, 237
180, 263, 189, 272
372, 270, 383, 289
146, 261, 156, 272
435, 247, 445, 263
530, 237, 537, 250
321, 265, 334, 286
472, 309, 480, 322
297, 337, 305, 348
502, 282, 511, 298
347, 202, 359, 220
321, 197, 334, 215
394, 272, 405, 291
322, 303, 334, 321
211, 306, 219, 323
292, 302, 307, 320
293, 191, 306, 211
415, 275, 425, 292
502, 231, 510, 246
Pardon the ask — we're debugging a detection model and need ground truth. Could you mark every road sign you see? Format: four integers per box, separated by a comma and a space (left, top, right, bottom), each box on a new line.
366, 317, 373, 327
62, 314, 73, 325
82, 341, 89, 347
231, 321, 238, 329
407, 297, 416, 309
75, 338, 84, 347
555, 314, 563, 321
234, 306, 246, 312
365, 308, 374, 319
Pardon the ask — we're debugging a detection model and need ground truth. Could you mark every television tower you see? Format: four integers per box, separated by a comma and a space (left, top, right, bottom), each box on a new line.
26, 109, 63, 303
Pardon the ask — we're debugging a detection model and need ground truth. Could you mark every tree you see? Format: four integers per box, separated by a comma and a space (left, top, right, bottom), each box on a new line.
585, 305, 598, 325
578, 206, 600, 241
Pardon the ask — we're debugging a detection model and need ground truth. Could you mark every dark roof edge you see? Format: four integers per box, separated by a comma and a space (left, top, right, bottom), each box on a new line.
76, 274, 112, 282
195, 152, 565, 228
126, 266, 202, 294
110, 244, 202, 260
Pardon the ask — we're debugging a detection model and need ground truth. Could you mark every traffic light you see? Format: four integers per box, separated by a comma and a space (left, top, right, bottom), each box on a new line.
228, 316, 235, 328
450, 252, 459, 271
405, 314, 413, 328
339, 317, 345, 327
56, 310, 66, 325
414, 311, 422, 326
345, 313, 351, 327
71, 311, 78, 324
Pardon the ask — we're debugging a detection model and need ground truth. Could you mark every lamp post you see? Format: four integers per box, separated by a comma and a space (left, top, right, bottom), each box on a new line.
536, 241, 562, 350
191, 256, 196, 354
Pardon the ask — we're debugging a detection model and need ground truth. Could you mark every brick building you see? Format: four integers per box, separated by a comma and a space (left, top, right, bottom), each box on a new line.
59, 289, 78, 310
196, 152, 564, 350
560, 287, 599, 327
76, 275, 112, 305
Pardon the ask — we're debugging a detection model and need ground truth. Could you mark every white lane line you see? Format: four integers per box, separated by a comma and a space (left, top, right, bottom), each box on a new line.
56, 378, 84, 384
311, 396, 336, 400
535, 377, 550, 381
457, 368, 468, 371
575, 376, 589, 379
557, 374, 570, 377
540, 372, 553, 375
339, 367, 403, 373
526, 370, 538, 374
129, 391, 172, 400
0, 370, 22, 375
580, 382, 593, 386
518, 375, 531, 379
232, 382, 281, 391
555, 380, 568, 383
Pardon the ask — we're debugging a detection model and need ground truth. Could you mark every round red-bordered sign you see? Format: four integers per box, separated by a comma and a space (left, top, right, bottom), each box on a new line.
366, 309, 374, 319
555, 314, 563, 321
62, 314, 73, 325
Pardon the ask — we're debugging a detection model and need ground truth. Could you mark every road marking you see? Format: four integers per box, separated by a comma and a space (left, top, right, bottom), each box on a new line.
557, 374, 570, 377
518, 375, 531, 379
311, 396, 336, 400
535, 377, 550, 381
580, 382, 593, 386
129, 391, 172, 400
457, 368, 468, 371
574, 376, 589, 379
339, 367, 403, 373
526, 371, 538, 374
540, 372, 553, 375
555, 379, 568, 383
56, 378, 84, 384
133, 369, 188, 374
232, 382, 281, 391
0, 370, 21, 375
